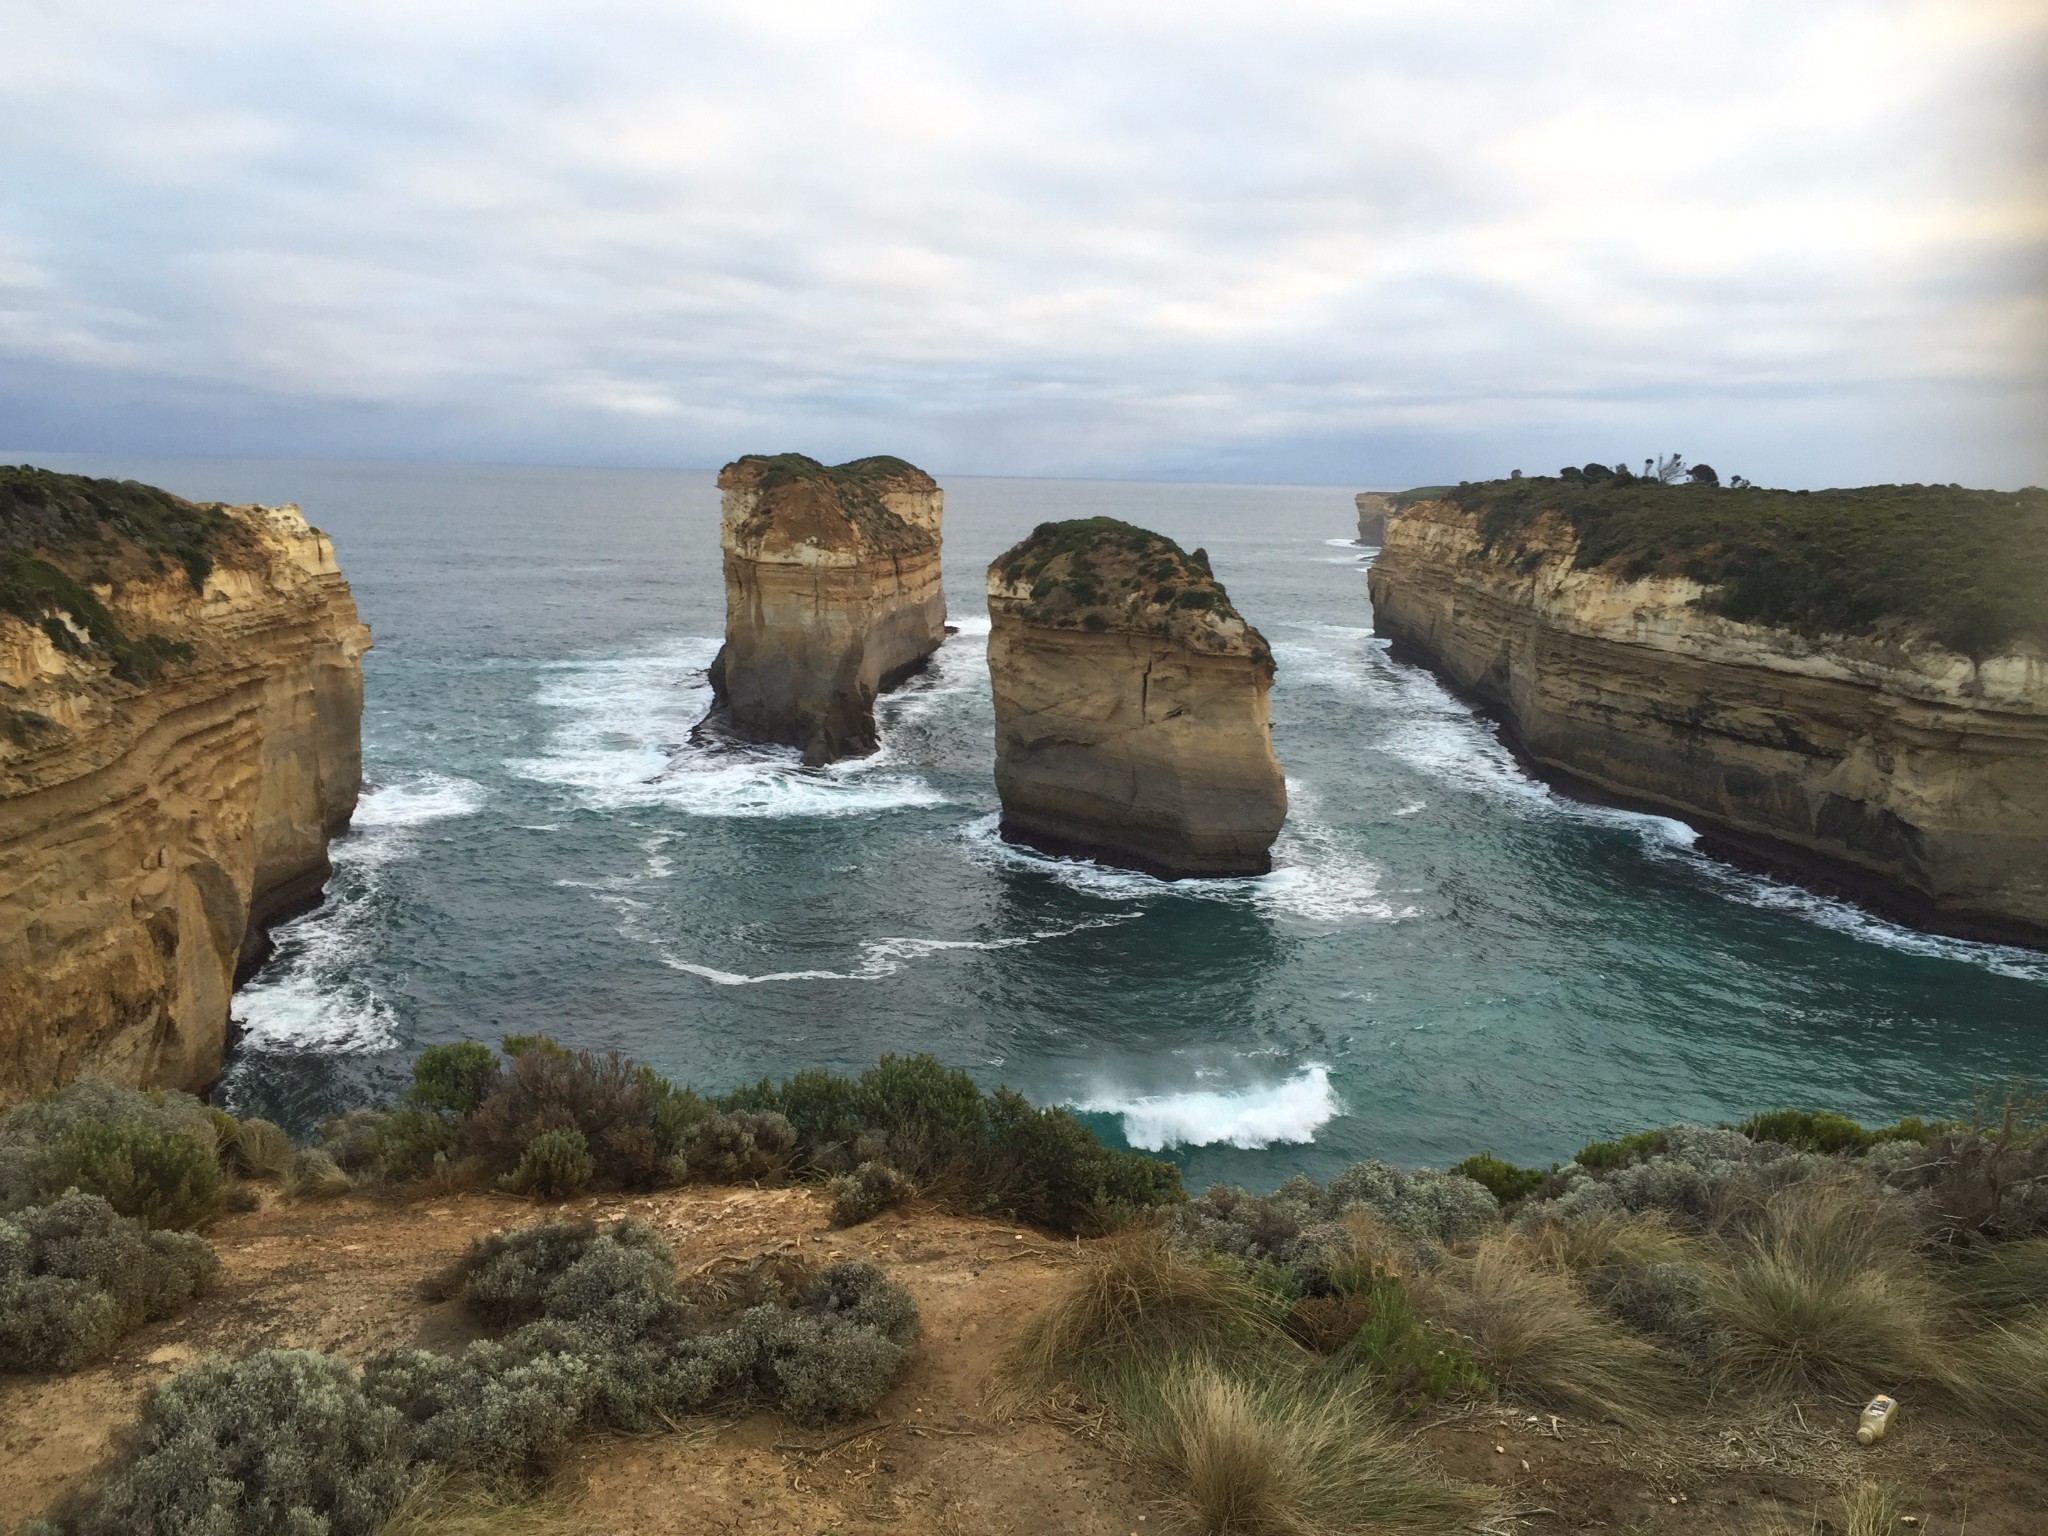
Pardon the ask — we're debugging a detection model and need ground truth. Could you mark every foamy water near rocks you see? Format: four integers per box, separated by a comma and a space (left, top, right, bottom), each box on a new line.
985, 518, 1286, 878
0, 470, 368, 1100
703, 453, 946, 766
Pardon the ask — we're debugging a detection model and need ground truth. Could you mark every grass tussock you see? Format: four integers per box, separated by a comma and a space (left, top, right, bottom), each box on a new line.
377, 1472, 582, 1536
1705, 1176, 1941, 1398
1122, 1359, 1485, 1536
1414, 1234, 1686, 1426
1009, 1228, 1285, 1394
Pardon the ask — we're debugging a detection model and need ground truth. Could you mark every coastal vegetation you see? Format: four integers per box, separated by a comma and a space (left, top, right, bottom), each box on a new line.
5, 1045, 2044, 1532
1448, 471, 2048, 658
990, 516, 1266, 657
0, 467, 237, 684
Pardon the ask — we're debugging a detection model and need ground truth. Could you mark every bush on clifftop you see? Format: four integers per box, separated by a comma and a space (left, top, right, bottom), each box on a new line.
1448, 474, 2048, 658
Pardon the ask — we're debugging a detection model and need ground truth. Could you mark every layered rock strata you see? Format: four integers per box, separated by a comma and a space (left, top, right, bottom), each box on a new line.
705, 454, 945, 766
0, 470, 369, 1101
986, 518, 1286, 878
1369, 494, 2048, 946
1355, 492, 1396, 545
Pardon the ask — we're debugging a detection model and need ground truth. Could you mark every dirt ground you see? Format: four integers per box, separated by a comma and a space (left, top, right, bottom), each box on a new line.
2, 1187, 2040, 1534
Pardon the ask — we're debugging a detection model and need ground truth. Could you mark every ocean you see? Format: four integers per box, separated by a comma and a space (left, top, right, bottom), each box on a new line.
17, 453, 2047, 1191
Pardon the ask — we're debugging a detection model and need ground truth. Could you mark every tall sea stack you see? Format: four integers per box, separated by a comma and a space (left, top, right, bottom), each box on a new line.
0, 468, 369, 1101
986, 518, 1286, 878
705, 454, 946, 766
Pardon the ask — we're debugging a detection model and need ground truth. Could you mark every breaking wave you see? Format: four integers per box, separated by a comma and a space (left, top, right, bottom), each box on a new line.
1075, 1066, 1341, 1150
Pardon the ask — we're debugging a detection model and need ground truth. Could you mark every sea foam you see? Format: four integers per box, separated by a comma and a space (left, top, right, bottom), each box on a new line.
1075, 1065, 1341, 1150
512, 638, 946, 818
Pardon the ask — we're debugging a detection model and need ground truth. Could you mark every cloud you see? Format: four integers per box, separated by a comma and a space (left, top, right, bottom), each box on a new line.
1, 0, 2042, 485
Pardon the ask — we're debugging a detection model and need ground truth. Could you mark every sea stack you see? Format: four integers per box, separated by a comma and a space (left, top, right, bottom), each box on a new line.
986, 518, 1286, 878
0, 468, 369, 1101
705, 453, 946, 766
1355, 492, 1398, 545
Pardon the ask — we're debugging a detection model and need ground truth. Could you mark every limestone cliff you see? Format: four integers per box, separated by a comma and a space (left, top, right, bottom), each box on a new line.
1355, 493, 1396, 545
0, 468, 369, 1101
1368, 484, 2048, 946
704, 454, 945, 766
986, 519, 1286, 878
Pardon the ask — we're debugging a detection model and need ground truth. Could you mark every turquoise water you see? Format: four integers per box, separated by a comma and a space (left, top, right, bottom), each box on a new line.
19, 454, 2047, 1190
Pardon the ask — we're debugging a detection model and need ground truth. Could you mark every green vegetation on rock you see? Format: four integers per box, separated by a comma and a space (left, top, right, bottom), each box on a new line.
990, 516, 1267, 658
0, 466, 234, 683
1448, 473, 2048, 658
723, 452, 937, 553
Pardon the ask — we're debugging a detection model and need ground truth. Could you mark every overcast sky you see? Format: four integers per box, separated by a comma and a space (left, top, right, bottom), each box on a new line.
3, 0, 2043, 487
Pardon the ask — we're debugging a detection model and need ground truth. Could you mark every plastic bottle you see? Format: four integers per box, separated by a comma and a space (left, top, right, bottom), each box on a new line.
1857, 1394, 1898, 1445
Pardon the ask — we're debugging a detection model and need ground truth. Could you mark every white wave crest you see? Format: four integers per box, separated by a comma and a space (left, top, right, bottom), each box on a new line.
352, 771, 488, 828
1075, 1065, 1341, 1150
958, 804, 1411, 924
661, 917, 1132, 985
511, 638, 945, 818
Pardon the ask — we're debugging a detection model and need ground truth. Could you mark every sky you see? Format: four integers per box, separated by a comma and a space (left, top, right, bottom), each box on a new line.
3, 0, 2043, 488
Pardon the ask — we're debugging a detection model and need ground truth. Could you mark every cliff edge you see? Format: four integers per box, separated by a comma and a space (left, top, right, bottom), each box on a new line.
704, 453, 946, 766
1368, 476, 2048, 946
986, 518, 1286, 878
0, 467, 370, 1101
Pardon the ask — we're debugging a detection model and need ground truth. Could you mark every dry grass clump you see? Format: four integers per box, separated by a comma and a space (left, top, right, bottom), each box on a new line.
376, 1472, 582, 1536
1413, 1233, 1686, 1425
1942, 1308, 2048, 1443
1009, 1227, 1284, 1392
1705, 1175, 1942, 1398
1123, 1359, 1485, 1536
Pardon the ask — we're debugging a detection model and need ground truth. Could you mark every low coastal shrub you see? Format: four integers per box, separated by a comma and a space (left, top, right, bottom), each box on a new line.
1333, 1270, 1490, 1408
0, 1081, 225, 1230
39, 1220, 920, 1533
0, 1192, 217, 1372
40, 1349, 415, 1536
1451, 1152, 1548, 1205
337, 1037, 1181, 1232
828, 1160, 916, 1226
285, 1147, 354, 1200
680, 1110, 797, 1183
1453, 474, 2048, 658
499, 1129, 594, 1201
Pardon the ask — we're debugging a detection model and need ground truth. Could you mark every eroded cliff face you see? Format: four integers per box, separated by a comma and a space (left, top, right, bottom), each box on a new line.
1355, 493, 1396, 545
0, 488, 369, 1100
1368, 497, 2048, 945
705, 454, 945, 766
986, 519, 1286, 878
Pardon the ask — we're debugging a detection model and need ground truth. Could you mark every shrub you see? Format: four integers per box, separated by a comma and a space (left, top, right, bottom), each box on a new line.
499, 1129, 594, 1201
285, 1148, 353, 1200
1735, 1109, 1930, 1155
224, 1117, 295, 1179
679, 1111, 796, 1183
27, 1118, 225, 1231
1169, 1183, 1356, 1296
1881, 1105, 2048, 1241
0, 1192, 218, 1372
1573, 1128, 1666, 1173
1335, 1270, 1490, 1409
1121, 1359, 1483, 1536
451, 1220, 678, 1331
829, 1161, 916, 1227
52, 1349, 416, 1536
0, 1082, 224, 1229
318, 1109, 391, 1174
1451, 1153, 1548, 1205
408, 1043, 502, 1118
1413, 1234, 1686, 1425
379, 1108, 465, 1184
980, 1087, 1183, 1229
1323, 1161, 1501, 1246
462, 1038, 689, 1189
